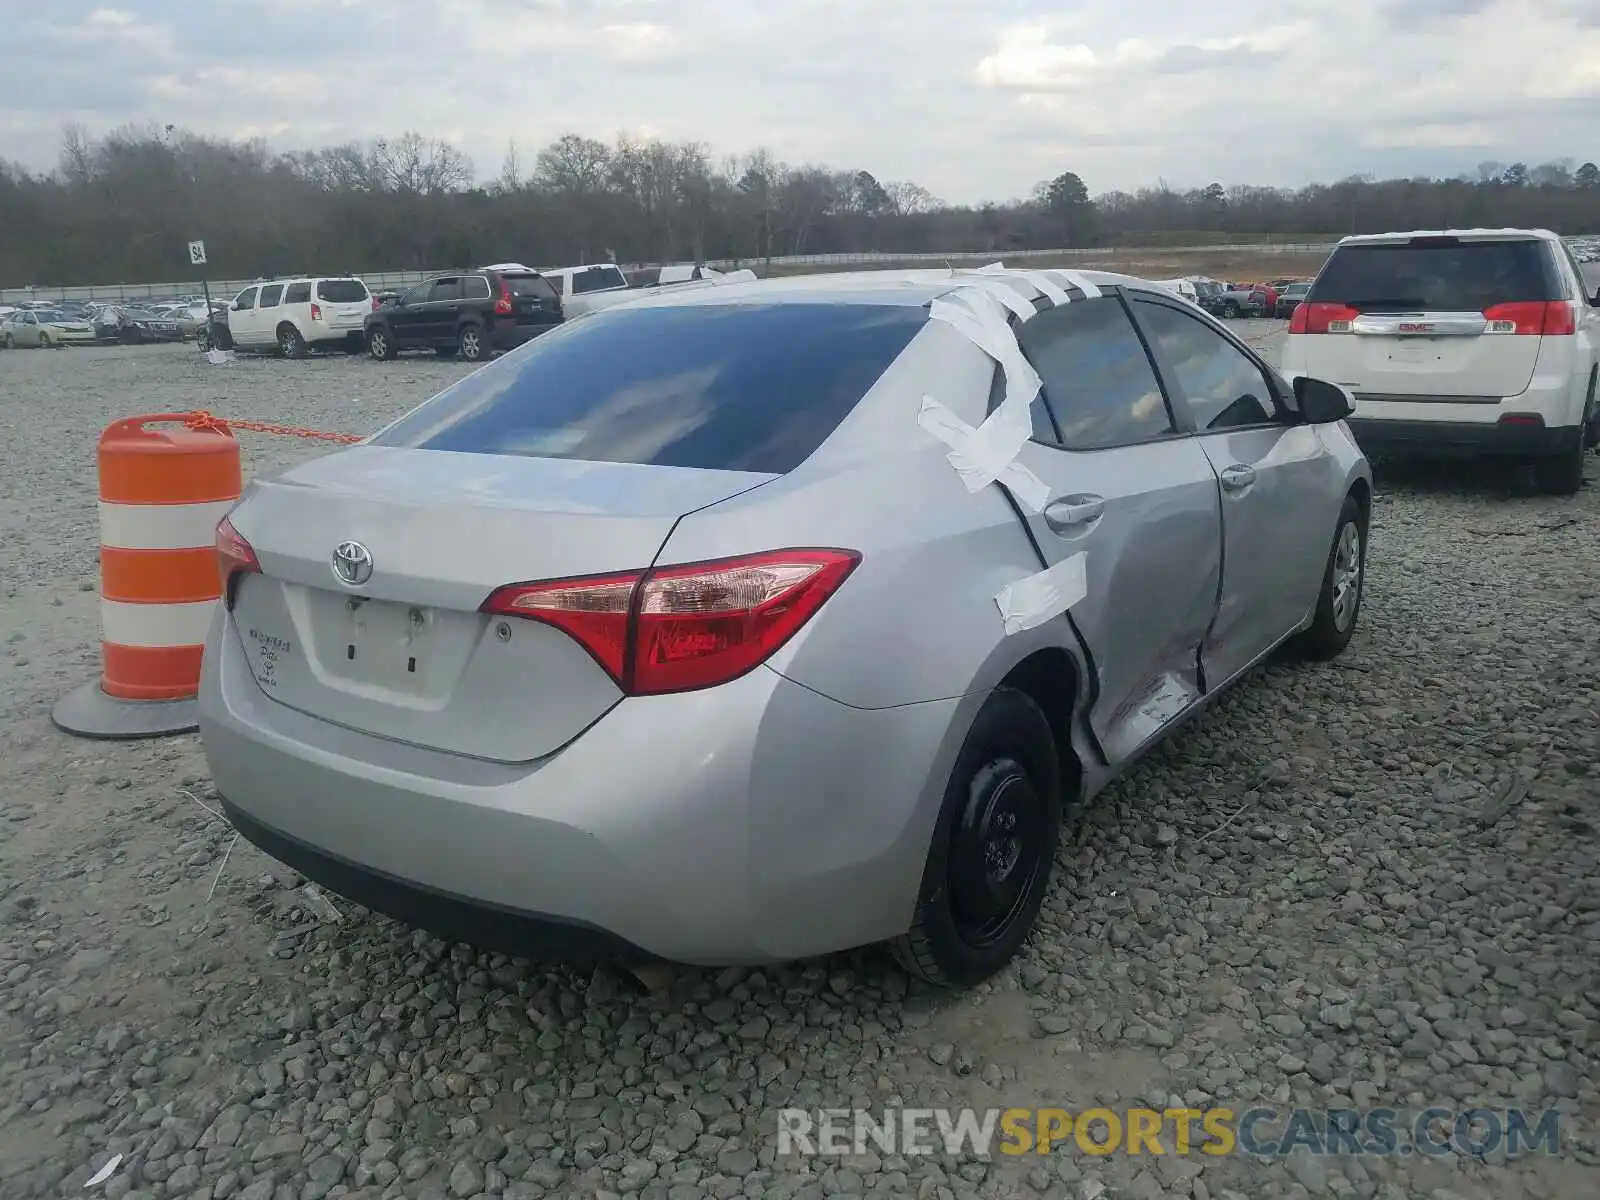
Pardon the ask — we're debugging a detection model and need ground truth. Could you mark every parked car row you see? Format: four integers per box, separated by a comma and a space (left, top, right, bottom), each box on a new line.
194, 260, 748, 362
0, 301, 197, 347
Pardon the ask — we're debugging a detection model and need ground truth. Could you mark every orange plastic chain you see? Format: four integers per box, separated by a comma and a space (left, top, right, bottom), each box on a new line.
183, 410, 363, 444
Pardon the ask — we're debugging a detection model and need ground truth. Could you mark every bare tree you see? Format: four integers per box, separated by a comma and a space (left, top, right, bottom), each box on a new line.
4, 122, 1600, 290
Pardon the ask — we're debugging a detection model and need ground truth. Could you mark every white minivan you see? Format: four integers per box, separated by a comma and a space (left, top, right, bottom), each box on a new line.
226, 276, 374, 357
1281, 228, 1600, 494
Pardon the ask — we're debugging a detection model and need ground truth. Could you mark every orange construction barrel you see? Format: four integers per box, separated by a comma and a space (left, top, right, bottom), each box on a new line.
53, 414, 242, 739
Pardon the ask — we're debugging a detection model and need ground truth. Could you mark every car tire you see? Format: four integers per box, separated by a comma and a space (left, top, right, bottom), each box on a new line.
894, 687, 1061, 988
278, 324, 308, 359
1294, 494, 1366, 661
367, 327, 397, 361
1534, 429, 1587, 496
1, 334, 11, 349
1222, 301, 1240, 318
196, 329, 211, 352
457, 322, 489, 362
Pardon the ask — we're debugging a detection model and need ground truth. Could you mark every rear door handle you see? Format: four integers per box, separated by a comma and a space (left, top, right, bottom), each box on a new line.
1043, 493, 1105, 533
1219, 464, 1256, 491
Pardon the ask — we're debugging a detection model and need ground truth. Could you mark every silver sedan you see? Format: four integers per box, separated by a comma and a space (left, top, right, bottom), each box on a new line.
200, 267, 1370, 986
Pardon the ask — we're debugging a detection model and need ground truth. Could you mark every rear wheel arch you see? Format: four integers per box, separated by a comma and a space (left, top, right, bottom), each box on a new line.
996, 648, 1085, 809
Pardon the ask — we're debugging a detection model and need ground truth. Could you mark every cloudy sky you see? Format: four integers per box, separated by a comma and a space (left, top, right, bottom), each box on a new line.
2, 0, 1598, 204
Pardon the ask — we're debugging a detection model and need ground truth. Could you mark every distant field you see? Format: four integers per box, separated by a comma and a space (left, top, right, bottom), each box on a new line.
767, 246, 1332, 282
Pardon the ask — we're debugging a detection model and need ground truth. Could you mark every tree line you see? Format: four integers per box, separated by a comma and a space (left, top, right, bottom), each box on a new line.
1, 124, 1598, 287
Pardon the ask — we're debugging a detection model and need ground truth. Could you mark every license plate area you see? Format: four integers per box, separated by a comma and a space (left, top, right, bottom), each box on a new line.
1384, 341, 1443, 365
303, 590, 481, 698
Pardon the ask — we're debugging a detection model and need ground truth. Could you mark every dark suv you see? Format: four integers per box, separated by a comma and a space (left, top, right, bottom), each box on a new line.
364, 268, 563, 362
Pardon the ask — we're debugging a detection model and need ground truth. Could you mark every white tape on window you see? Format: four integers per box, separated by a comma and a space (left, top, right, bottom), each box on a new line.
1014, 270, 1070, 306
994, 553, 1088, 636
961, 275, 1037, 321
1058, 270, 1102, 298
918, 398, 1051, 512
922, 291, 1052, 510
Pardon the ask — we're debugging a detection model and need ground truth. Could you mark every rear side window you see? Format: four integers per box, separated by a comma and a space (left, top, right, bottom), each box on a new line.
1016, 296, 1176, 450
430, 279, 463, 303
464, 276, 491, 300
284, 282, 312, 304
259, 284, 283, 308
370, 302, 926, 473
504, 274, 558, 300
1310, 240, 1559, 311
316, 279, 368, 303
572, 266, 628, 294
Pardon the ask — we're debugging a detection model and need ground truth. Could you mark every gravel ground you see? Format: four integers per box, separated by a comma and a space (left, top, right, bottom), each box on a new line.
1, 329, 1597, 1200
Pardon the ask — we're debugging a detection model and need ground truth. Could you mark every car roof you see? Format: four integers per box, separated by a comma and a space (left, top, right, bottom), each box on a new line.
1337, 227, 1560, 246
544, 263, 626, 276
579, 267, 1167, 311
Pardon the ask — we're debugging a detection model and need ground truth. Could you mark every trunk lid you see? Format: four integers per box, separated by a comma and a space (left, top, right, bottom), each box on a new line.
227, 446, 774, 762
1298, 235, 1559, 401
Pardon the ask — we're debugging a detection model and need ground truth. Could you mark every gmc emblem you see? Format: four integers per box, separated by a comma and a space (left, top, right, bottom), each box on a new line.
1397, 322, 1433, 333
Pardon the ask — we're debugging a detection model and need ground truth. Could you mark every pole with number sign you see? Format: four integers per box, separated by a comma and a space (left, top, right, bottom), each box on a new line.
188, 240, 214, 346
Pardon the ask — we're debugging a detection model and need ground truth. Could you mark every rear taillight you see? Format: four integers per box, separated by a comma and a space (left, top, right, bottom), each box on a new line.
1482, 301, 1574, 336
494, 286, 513, 316
481, 548, 860, 695
371, 296, 380, 311
309, 303, 322, 321
1290, 302, 1358, 335
216, 516, 260, 601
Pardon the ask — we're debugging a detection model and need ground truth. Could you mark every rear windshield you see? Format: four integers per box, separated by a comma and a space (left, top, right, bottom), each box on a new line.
572, 266, 628, 294
503, 274, 558, 300
369, 302, 925, 473
316, 279, 369, 303
1310, 240, 1558, 310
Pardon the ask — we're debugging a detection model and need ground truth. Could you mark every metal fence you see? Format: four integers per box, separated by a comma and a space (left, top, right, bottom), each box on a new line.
0, 242, 1341, 305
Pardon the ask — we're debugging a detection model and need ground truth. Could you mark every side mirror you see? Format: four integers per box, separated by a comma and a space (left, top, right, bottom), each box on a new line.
1294, 376, 1355, 424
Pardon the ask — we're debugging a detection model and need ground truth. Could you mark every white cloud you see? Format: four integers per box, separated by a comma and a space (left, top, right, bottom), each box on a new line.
974, 25, 1099, 91
0, 0, 1597, 204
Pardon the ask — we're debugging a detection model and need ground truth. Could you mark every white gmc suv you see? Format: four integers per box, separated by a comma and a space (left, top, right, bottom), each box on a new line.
1281, 228, 1600, 494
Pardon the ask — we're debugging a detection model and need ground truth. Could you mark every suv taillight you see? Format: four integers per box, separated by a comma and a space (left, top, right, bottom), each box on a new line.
309, 303, 322, 321
1289, 302, 1359, 335
1482, 301, 1574, 336
215, 516, 260, 602
371, 296, 380, 311
480, 549, 860, 695
494, 286, 513, 316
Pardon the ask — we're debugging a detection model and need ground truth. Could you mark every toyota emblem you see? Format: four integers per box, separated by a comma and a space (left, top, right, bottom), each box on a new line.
331, 540, 374, 587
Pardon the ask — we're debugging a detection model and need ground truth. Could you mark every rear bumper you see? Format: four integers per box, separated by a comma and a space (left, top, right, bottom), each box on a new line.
306, 325, 365, 344
220, 798, 653, 962
1347, 416, 1578, 457
489, 317, 561, 349
198, 606, 964, 965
